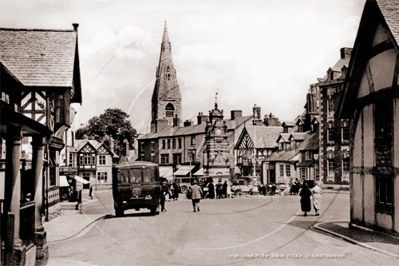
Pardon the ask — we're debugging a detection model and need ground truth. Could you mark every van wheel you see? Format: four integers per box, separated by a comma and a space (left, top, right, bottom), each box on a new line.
115, 208, 124, 217
180, 186, 188, 193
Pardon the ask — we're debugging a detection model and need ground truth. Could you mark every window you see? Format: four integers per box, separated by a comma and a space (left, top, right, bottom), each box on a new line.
151, 156, 154, 162
375, 100, 393, 207
328, 159, 334, 176
377, 175, 393, 205
140, 142, 144, 152
99, 155, 106, 165
69, 153, 73, 166
84, 153, 91, 165
151, 141, 155, 152
315, 168, 320, 180
173, 139, 176, 149
305, 151, 312, 160
166, 103, 174, 117
279, 142, 283, 151
286, 142, 291, 150
342, 158, 349, 173
161, 154, 169, 164
79, 154, 83, 165
286, 165, 291, 177
191, 136, 196, 146
291, 140, 295, 149
342, 127, 349, 143
328, 129, 335, 143
298, 124, 304, 132
280, 165, 284, 176
173, 153, 181, 165
97, 172, 107, 183
300, 168, 307, 179
327, 100, 334, 117
162, 140, 166, 149
167, 139, 171, 149
178, 138, 182, 149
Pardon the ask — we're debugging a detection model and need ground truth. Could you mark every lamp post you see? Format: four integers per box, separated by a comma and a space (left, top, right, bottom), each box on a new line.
189, 145, 196, 180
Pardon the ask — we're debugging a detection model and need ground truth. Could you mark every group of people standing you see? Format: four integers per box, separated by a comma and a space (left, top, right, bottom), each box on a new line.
299, 182, 323, 216
203, 180, 231, 199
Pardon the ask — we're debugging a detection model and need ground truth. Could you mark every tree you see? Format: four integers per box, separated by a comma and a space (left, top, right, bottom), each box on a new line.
75, 108, 138, 156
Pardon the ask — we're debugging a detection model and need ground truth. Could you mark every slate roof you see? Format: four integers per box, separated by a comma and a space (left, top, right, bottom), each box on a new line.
289, 132, 308, 141
277, 133, 291, 143
245, 126, 283, 148
0, 27, 78, 87
265, 132, 318, 162
139, 115, 252, 140
377, 0, 399, 45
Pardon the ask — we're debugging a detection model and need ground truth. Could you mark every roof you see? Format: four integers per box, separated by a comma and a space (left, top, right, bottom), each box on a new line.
338, 0, 399, 118
289, 132, 308, 141
139, 115, 252, 140
245, 126, 283, 148
377, 0, 399, 45
75, 139, 114, 155
299, 132, 319, 151
276, 133, 291, 143
265, 132, 317, 162
0, 26, 82, 102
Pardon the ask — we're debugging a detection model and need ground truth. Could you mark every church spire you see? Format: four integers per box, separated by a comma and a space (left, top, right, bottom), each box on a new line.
151, 22, 182, 133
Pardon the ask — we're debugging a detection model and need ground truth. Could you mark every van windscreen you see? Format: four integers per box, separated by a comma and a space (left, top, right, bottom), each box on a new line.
143, 168, 152, 182
131, 168, 142, 183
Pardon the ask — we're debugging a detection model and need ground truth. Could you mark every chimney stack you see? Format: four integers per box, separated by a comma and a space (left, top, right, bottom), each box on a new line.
340, 47, 352, 59
230, 110, 242, 120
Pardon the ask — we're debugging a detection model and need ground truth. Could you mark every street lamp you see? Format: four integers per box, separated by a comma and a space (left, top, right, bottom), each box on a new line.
189, 145, 196, 180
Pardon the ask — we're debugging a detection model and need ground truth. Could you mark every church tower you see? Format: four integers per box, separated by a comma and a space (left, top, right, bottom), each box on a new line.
151, 22, 182, 132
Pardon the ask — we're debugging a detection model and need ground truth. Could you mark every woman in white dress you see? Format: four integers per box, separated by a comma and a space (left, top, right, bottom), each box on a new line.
312, 184, 322, 216
226, 182, 232, 198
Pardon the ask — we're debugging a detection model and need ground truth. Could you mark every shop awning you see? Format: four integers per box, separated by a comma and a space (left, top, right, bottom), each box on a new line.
297, 161, 314, 167
193, 168, 203, 176
160, 166, 174, 180
60, 175, 70, 187
173, 165, 194, 176
74, 176, 90, 184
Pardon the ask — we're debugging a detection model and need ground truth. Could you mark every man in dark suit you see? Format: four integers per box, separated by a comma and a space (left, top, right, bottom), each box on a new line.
191, 180, 203, 212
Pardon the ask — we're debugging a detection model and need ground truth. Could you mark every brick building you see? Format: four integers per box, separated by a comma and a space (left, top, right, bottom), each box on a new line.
313, 47, 352, 184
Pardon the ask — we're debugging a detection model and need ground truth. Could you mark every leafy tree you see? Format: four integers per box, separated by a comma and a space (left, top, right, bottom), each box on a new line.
75, 108, 137, 156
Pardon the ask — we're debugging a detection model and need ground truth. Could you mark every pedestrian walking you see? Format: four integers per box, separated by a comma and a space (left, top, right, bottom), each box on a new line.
89, 184, 93, 200
222, 181, 228, 198
160, 179, 168, 212
208, 181, 215, 199
216, 181, 223, 199
191, 180, 203, 212
312, 183, 322, 216
299, 183, 312, 216
172, 182, 179, 200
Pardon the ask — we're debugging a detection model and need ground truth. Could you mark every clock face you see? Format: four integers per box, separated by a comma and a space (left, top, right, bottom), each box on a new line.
215, 129, 222, 136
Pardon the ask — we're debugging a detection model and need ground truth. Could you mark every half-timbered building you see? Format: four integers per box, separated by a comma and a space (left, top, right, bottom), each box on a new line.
0, 24, 82, 265
235, 126, 282, 184
337, 0, 399, 235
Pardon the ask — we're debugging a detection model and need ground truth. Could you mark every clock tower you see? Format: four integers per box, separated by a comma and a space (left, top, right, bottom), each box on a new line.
203, 93, 230, 176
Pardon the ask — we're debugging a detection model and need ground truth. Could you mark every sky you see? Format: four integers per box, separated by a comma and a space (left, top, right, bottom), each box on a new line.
0, 0, 365, 134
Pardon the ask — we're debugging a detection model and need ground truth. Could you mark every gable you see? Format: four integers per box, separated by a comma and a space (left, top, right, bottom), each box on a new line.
97, 144, 112, 155
235, 127, 254, 149
79, 143, 96, 153
338, 0, 399, 119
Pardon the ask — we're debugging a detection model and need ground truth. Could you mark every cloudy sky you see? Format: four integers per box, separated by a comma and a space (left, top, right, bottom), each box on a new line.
1, 0, 365, 134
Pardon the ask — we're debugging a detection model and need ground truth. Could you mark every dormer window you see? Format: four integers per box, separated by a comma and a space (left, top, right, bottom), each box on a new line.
329, 70, 334, 80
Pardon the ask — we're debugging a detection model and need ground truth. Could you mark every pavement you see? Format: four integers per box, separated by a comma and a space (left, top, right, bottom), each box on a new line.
44, 189, 399, 259
43, 190, 110, 243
